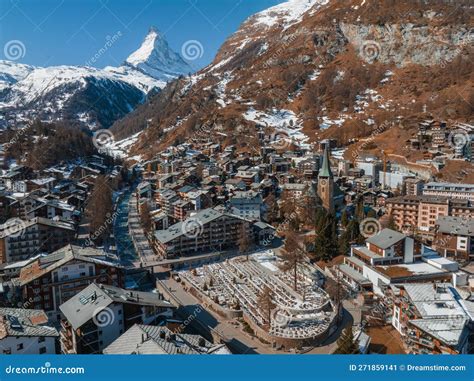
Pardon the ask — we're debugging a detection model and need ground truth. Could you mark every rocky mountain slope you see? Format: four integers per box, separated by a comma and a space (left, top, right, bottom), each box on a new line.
0, 28, 192, 129
111, 0, 472, 169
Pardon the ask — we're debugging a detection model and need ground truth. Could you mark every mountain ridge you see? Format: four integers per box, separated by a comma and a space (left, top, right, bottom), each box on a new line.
109, 0, 472, 175
0, 28, 192, 129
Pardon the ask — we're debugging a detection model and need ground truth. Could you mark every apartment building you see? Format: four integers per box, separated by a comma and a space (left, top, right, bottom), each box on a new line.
385, 195, 474, 237
433, 216, 474, 260
0, 308, 58, 354
155, 189, 179, 216
18, 245, 123, 322
60, 283, 175, 354
154, 208, 251, 258
103, 324, 230, 355
423, 182, 474, 202
387, 283, 472, 354
404, 178, 424, 196
0, 217, 76, 263
26, 199, 76, 220
340, 229, 455, 295
229, 190, 263, 221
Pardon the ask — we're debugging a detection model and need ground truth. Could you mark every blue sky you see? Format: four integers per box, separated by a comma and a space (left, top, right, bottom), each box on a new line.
0, 0, 281, 70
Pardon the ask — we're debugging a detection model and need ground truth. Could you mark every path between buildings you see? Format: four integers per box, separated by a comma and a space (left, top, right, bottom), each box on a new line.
128, 192, 155, 264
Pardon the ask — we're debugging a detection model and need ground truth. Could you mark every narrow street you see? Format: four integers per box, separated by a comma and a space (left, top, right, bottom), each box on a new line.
127, 192, 156, 263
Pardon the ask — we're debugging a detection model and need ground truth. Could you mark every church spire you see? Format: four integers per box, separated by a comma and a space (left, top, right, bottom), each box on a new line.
319, 145, 333, 178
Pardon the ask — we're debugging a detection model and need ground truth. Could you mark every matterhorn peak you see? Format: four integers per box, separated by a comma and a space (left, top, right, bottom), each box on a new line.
125, 27, 192, 80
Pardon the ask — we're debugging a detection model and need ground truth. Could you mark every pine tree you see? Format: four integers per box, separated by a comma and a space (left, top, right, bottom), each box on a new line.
334, 326, 360, 354
354, 198, 365, 220
314, 213, 338, 262
315, 207, 328, 234
341, 210, 349, 228
346, 219, 365, 244
338, 231, 350, 256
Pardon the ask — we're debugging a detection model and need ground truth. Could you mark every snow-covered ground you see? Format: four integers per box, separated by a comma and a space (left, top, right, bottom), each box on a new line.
104, 131, 143, 158
253, 0, 329, 30
243, 107, 311, 148
319, 115, 348, 129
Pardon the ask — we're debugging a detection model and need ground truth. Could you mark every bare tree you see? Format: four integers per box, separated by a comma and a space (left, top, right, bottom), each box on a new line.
257, 285, 276, 326
86, 175, 113, 245
140, 201, 153, 236
238, 223, 253, 260
279, 229, 306, 291
265, 194, 279, 224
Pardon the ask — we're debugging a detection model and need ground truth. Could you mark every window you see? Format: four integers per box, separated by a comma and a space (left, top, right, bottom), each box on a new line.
39, 347, 47, 354
17, 343, 23, 351
38, 337, 45, 343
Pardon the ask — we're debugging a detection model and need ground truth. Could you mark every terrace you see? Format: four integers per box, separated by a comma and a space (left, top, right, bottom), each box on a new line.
178, 251, 337, 342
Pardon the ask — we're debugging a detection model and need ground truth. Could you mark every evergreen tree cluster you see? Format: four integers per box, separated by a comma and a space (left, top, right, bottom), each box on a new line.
334, 326, 360, 354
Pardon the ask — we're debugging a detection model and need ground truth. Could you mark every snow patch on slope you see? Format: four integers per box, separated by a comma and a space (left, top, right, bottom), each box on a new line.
253, 0, 328, 30
243, 108, 311, 148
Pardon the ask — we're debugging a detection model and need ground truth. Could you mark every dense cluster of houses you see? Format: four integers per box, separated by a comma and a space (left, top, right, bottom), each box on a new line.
0, 117, 472, 355
0, 155, 229, 354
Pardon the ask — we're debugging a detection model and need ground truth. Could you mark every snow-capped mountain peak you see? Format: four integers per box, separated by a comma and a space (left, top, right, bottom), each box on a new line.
125, 27, 192, 80
0, 27, 193, 129
0, 60, 36, 90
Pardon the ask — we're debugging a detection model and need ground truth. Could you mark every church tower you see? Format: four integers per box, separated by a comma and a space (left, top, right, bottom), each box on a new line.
317, 145, 334, 214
